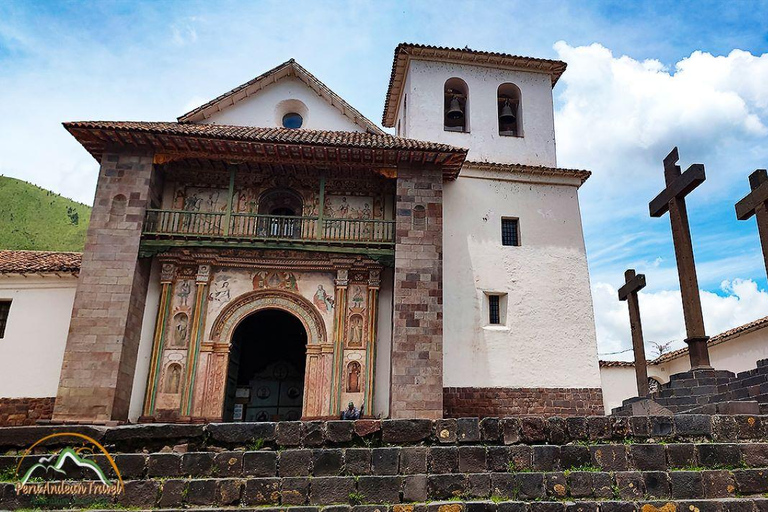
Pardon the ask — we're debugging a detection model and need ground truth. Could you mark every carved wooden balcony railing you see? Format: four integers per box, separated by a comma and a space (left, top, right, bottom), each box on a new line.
141, 210, 395, 255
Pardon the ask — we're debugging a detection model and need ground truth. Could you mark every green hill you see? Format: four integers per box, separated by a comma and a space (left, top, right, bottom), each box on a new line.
0, 176, 91, 251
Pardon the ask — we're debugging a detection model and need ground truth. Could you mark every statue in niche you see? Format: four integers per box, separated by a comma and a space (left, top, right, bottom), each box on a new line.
348, 315, 364, 347
164, 364, 182, 394
313, 284, 334, 312
347, 362, 361, 393
172, 313, 188, 347
177, 280, 191, 306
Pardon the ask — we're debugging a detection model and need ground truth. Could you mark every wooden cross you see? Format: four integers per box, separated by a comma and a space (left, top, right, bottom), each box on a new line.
649, 147, 711, 369
618, 269, 649, 396
736, 169, 768, 278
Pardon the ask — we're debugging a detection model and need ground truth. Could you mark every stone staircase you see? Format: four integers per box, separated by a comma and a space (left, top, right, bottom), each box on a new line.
614, 359, 768, 415
1, 416, 768, 511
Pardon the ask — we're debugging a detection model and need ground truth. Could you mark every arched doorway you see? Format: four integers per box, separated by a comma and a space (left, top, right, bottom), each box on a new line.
258, 188, 304, 238
222, 309, 307, 421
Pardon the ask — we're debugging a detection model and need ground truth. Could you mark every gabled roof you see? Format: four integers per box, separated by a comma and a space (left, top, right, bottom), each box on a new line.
383, 43, 568, 127
63, 121, 468, 179
599, 315, 768, 368
178, 59, 385, 135
0, 250, 81, 275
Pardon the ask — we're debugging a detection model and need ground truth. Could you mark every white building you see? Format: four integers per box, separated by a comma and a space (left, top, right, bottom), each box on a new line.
600, 316, 768, 412
0, 251, 79, 425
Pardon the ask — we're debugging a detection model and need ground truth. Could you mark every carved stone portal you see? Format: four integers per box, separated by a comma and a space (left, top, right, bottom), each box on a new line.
199, 289, 332, 418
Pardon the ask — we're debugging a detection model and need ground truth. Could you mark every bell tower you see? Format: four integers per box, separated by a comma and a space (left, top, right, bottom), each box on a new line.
382, 44, 566, 167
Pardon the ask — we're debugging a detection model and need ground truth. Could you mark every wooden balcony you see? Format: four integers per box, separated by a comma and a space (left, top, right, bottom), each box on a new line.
141, 209, 396, 258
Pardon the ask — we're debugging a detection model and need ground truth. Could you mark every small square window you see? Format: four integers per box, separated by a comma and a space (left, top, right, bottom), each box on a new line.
501, 218, 519, 246
0, 301, 10, 338
488, 295, 501, 325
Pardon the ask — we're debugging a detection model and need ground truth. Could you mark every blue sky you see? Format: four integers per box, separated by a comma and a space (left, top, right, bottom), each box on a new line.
1, 0, 768, 357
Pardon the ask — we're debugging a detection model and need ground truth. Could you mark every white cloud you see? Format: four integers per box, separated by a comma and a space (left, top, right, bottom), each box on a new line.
594, 278, 768, 360
555, 42, 768, 169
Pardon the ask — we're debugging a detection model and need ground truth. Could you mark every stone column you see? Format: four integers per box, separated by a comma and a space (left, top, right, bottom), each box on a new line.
53, 151, 157, 423
364, 269, 381, 412
181, 264, 211, 416
390, 166, 444, 419
329, 269, 349, 415
142, 262, 175, 418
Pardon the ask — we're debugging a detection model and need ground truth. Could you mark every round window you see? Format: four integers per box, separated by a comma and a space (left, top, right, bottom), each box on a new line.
282, 112, 303, 129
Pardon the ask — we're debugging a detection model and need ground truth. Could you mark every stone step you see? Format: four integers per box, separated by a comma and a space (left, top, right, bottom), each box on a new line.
3, 443, 768, 481
5, 469, 768, 509
3, 416, 768, 454
22, 499, 768, 512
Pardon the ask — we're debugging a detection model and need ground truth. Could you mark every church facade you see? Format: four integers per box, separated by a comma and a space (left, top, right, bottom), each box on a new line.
4, 44, 603, 425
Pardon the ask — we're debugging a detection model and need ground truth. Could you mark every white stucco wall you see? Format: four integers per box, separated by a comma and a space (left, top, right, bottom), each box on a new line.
128, 259, 161, 422
374, 267, 393, 418
0, 275, 77, 398
600, 325, 768, 412
396, 59, 557, 167
201, 77, 367, 133
443, 166, 601, 389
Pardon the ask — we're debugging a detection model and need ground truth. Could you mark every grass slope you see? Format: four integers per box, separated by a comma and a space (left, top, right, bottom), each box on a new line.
0, 176, 91, 251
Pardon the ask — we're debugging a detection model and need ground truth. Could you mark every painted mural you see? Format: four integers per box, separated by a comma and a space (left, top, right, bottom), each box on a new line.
172, 186, 230, 213
204, 268, 336, 338
163, 177, 389, 222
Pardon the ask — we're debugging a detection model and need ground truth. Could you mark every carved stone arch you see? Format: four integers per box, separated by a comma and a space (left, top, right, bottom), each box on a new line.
209, 289, 327, 346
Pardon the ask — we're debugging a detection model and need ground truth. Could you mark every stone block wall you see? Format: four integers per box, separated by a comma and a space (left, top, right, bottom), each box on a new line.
53, 152, 157, 423
0, 397, 54, 426
391, 167, 443, 419
443, 387, 605, 417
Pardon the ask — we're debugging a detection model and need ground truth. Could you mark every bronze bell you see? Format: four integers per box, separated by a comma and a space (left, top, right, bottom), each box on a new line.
447, 96, 464, 120
500, 100, 516, 123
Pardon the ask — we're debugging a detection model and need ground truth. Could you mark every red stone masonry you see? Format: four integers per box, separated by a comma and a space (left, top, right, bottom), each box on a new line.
0, 397, 54, 426
443, 387, 605, 417
53, 152, 157, 423
390, 166, 444, 419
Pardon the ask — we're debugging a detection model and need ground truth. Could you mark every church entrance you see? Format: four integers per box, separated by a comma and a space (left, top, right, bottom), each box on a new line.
222, 309, 307, 422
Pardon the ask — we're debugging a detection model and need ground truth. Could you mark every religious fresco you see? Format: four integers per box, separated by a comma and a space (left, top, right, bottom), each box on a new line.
170, 312, 189, 348
253, 270, 299, 291
313, 284, 334, 313
170, 186, 230, 213
162, 175, 390, 223
325, 195, 382, 219
204, 268, 336, 338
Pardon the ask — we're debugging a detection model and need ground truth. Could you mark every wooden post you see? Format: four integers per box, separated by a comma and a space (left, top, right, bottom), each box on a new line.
649, 147, 711, 369
316, 176, 326, 239
736, 169, 768, 279
224, 164, 236, 236
618, 269, 649, 396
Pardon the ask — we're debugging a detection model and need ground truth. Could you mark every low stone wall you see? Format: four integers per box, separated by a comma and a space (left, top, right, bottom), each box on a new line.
0, 415, 765, 453
443, 387, 604, 417
0, 397, 54, 426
